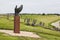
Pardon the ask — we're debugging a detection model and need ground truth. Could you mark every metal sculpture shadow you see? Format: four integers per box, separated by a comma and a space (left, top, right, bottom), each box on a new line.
14, 5, 23, 16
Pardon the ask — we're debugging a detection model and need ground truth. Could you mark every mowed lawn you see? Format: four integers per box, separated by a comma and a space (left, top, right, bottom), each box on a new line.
0, 14, 60, 40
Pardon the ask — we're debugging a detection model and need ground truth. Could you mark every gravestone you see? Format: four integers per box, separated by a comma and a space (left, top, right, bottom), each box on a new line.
25, 18, 30, 25
39, 22, 44, 27
31, 19, 37, 26
14, 5, 23, 33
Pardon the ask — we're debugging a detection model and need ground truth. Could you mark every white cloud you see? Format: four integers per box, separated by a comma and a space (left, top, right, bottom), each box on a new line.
0, 0, 60, 13
21, 0, 60, 13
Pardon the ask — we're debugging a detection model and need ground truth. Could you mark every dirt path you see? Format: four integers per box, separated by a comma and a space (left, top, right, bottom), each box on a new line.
51, 20, 60, 29
0, 29, 40, 38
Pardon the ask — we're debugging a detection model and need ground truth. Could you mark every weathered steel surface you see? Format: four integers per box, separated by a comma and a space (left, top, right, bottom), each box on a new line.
15, 5, 23, 16
14, 16, 20, 33
14, 5, 23, 33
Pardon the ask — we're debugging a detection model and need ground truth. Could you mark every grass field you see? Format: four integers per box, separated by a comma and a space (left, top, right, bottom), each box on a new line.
0, 14, 60, 40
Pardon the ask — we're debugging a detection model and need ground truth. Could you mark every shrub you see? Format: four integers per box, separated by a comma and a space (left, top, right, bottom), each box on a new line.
42, 13, 45, 15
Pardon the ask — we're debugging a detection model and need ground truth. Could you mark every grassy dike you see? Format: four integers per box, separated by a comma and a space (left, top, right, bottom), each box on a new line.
0, 14, 60, 40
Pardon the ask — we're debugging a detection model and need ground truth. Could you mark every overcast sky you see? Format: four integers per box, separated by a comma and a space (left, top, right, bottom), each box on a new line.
0, 0, 60, 14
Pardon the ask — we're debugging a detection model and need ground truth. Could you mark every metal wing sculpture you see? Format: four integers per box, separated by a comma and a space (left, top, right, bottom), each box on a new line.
15, 5, 23, 16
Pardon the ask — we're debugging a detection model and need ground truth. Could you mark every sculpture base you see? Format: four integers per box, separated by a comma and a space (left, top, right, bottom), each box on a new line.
14, 16, 20, 33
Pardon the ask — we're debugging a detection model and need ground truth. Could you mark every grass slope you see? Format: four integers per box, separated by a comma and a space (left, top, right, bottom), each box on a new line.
0, 14, 60, 40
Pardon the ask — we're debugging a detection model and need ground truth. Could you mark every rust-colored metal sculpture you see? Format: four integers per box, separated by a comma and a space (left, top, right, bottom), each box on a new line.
14, 5, 23, 33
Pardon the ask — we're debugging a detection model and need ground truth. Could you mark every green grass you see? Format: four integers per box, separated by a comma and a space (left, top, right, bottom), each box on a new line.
0, 14, 60, 40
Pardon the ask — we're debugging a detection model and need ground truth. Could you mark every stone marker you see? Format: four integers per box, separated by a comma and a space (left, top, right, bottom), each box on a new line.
14, 5, 23, 33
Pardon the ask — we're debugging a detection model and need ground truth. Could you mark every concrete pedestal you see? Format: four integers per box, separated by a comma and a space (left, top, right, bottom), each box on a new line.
14, 16, 20, 33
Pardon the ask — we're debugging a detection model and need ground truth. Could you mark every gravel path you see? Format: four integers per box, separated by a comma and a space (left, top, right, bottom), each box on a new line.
0, 29, 40, 38
51, 20, 60, 29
